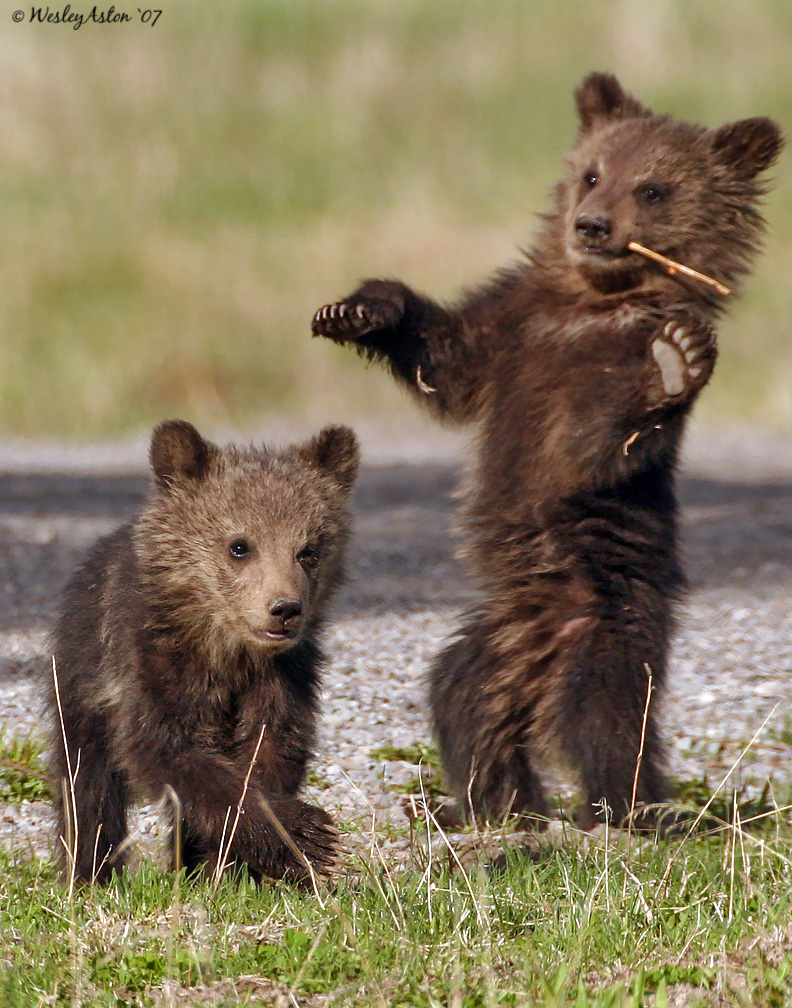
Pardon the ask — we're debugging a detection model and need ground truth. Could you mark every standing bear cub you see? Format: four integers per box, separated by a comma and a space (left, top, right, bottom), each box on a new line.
312, 73, 782, 829
47, 420, 359, 883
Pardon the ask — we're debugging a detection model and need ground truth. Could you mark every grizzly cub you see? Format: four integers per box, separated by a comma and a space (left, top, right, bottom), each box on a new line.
312, 73, 783, 829
47, 420, 359, 883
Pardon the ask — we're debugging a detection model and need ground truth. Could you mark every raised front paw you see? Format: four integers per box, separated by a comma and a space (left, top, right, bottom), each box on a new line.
311, 279, 407, 344
649, 316, 717, 407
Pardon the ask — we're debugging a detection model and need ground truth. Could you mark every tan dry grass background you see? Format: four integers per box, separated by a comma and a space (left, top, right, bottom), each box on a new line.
0, 0, 790, 438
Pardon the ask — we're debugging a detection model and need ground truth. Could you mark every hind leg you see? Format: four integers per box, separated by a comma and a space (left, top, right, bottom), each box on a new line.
430, 616, 549, 824
53, 736, 129, 883
554, 621, 671, 829
565, 700, 668, 830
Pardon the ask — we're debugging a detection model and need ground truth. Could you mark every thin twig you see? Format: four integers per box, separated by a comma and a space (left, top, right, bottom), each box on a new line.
627, 241, 731, 296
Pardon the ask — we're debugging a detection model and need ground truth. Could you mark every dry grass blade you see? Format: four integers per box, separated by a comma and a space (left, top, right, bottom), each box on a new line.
52, 657, 79, 900
212, 722, 267, 894
168, 785, 182, 878
416, 365, 437, 394
287, 922, 328, 1006
418, 781, 486, 930
91, 824, 103, 883
683, 701, 781, 840
622, 664, 654, 898
253, 793, 389, 1008
661, 701, 783, 893
255, 792, 325, 904
110, 786, 179, 866
0, 755, 43, 775
52, 657, 86, 1008
331, 762, 406, 927
627, 241, 731, 295
622, 430, 640, 456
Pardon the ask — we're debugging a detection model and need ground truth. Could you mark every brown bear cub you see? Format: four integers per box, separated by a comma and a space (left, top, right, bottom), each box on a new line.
47, 420, 359, 883
312, 73, 783, 830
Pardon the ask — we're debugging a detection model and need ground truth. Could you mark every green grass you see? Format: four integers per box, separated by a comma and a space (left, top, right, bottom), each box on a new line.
2, 812, 792, 1006
673, 776, 777, 828
1, 725, 790, 1003
372, 741, 446, 799
371, 742, 442, 773
0, 730, 48, 805
2, 0, 792, 437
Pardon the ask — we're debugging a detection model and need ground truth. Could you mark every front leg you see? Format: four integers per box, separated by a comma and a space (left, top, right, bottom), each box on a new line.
127, 732, 337, 884
580, 312, 717, 481
647, 315, 717, 410
312, 278, 412, 351
312, 278, 483, 423
177, 795, 338, 885
615, 312, 717, 466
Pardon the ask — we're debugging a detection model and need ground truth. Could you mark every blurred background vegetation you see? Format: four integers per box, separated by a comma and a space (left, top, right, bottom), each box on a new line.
0, 0, 790, 439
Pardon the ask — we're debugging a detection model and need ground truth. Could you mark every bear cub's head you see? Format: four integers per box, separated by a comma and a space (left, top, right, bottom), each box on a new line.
135, 420, 360, 657
557, 72, 783, 299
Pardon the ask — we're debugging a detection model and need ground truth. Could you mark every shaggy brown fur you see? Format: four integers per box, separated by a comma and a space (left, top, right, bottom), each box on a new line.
311, 73, 783, 828
47, 420, 359, 883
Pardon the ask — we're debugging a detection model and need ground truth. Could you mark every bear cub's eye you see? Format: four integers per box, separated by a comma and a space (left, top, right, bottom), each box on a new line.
229, 539, 251, 560
297, 545, 320, 567
583, 170, 599, 188
638, 182, 669, 205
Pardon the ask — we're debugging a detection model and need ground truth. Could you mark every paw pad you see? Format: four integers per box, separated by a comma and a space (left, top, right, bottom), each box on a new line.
651, 318, 716, 401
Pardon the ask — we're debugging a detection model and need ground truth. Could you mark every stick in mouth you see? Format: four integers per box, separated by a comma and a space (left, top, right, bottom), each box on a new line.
627, 241, 731, 297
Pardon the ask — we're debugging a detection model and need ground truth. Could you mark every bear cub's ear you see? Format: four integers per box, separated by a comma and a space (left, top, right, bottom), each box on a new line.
297, 425, 360, 494
575, 71, 653, 132
711, 117, 784, 180
150, 419, 214, 484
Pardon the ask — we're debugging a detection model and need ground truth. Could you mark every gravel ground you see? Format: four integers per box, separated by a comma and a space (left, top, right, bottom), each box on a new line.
1, 418, 791, 866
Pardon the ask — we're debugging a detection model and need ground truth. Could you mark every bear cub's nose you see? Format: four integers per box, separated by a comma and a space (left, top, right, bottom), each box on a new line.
268, 597, 303, 624
575, 214, 612, 243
